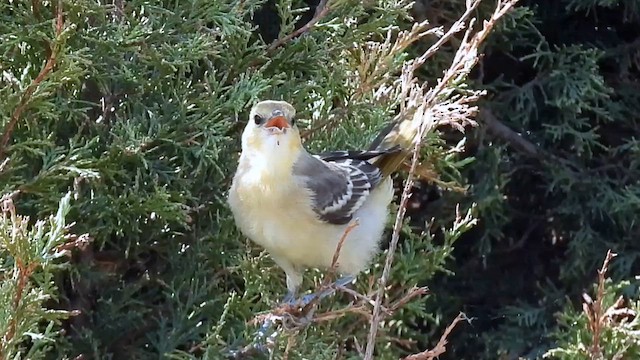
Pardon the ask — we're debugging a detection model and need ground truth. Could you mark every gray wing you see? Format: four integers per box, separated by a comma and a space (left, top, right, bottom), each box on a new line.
293, 153, 384, 225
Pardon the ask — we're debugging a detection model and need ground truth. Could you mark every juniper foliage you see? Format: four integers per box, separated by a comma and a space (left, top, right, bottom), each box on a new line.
3, 0, 638, 359
414, 0, 640, 358
0, 0, 489, 358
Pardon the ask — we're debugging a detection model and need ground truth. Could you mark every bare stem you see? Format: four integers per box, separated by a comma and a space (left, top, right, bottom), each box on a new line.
583, 249, 617, 359
267, 0, 331, 52
330, 220, 359, 271
416, 0, 482, 65
402, 312, 467, 360
479, 107, 542, 158
363, 1, 520, 358
0, 0, 64, 160
364, 117, 428, 359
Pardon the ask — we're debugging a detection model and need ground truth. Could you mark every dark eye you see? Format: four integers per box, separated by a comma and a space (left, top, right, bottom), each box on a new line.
291, 117, 296, 126
254, 115, 263, 125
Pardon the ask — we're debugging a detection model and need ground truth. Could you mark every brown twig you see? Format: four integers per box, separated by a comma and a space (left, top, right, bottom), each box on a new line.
364, 109, 429, 359
414, 0, 482, 65
388, 335, 418, 349
479, 107, 542, 159
582, 249, 617, 359
1, 257, 38, 357
267, 0, 332, 52
425, 0, 520, 110
402, 312, 467, 360
389, 286, 430, 312
330, 220, 359, 271
0, 0, 64, 160
336, 285, 388, 311
311, 304, 372, 323
300, 219, 359, 313
363, 2, 519, 358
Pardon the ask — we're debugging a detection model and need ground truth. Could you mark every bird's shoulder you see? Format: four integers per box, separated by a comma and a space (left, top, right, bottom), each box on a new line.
292, 151, 386, 225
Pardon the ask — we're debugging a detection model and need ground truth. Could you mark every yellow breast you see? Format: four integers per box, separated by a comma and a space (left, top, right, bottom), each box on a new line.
228, 152, 312, 248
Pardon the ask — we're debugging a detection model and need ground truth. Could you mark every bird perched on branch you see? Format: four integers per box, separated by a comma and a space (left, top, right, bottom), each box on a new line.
228, 100, 422, 303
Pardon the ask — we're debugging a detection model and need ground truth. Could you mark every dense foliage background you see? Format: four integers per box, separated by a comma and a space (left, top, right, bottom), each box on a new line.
431, 0, 640, 358
1, 0, 638, 359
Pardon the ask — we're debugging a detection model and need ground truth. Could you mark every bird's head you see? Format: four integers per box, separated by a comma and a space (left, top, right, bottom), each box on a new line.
241, 100, 302, 157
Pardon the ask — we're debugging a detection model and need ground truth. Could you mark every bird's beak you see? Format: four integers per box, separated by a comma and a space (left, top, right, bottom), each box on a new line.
264, 115, 290, 130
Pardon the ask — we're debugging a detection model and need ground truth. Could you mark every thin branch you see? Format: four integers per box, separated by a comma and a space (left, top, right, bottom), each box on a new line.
415, 0, 482, 64
267, 0, 331, 52
424, 0, 519, 109
301, 219, 360, 310
0, 196, 40, 358
582, 249, 617, 359
337, 286, 383, 310
479, 107, 542, 159
0, 0, 64, 160
3, 261, 38, 350
0, 158, 11, 175
363, 1, 520, 358
364, 111, 429, 360
311, 304, 372, 323
389, 286, 430, 312
402, 312, 467, 360
330, 220, 359, 271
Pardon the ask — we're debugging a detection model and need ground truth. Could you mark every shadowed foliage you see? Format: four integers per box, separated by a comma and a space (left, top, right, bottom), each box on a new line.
1, 0, 639, 359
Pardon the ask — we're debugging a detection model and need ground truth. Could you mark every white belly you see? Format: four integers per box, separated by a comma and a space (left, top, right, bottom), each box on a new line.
228, 167, 393, 275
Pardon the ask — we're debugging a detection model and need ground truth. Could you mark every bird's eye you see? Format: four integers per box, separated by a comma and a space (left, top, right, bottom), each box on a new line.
291, 117, 296, 126
254, 115, 264, 125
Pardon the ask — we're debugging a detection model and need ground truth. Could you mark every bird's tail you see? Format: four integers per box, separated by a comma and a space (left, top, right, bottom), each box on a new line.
368, 114, 424, 178
315, 114, 424, 178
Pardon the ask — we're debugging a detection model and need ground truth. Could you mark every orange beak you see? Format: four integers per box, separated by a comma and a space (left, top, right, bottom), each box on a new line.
264, 115, 290, 130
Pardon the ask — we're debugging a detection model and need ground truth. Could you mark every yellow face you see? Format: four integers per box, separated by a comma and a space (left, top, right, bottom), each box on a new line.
242, 100, 303, 160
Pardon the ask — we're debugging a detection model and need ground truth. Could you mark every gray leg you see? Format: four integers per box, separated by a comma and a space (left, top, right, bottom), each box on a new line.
271, 255, 303, 303
296, 275, 356, 306
243, 275, 356, 357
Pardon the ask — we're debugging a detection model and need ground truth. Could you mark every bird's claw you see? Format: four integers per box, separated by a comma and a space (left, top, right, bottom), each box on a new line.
282, 275, 356, 307
282, 290, 297, 304
235, 275, 356, 357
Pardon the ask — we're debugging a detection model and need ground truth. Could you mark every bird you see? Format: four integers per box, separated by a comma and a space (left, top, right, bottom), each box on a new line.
228, 100, 423, 303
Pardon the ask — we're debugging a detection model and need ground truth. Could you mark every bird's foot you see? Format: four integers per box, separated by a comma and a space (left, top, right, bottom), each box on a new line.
238, 276, 356, 356
282, 290, 297, 304
283, 275, 355, 307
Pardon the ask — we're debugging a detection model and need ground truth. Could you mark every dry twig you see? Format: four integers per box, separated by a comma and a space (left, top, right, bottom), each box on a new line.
402, 312, 467, 360
330, 220, 359, 274
299, 219, 360, 312
415, 1, 481, 64
0, 0, 65, 160
364, 104, 429, 359
582, 249, 617, 359
238, 220, 361, 358
479, 107, 542, 158
267, 0, 332, 52
363, 1, 520, 358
